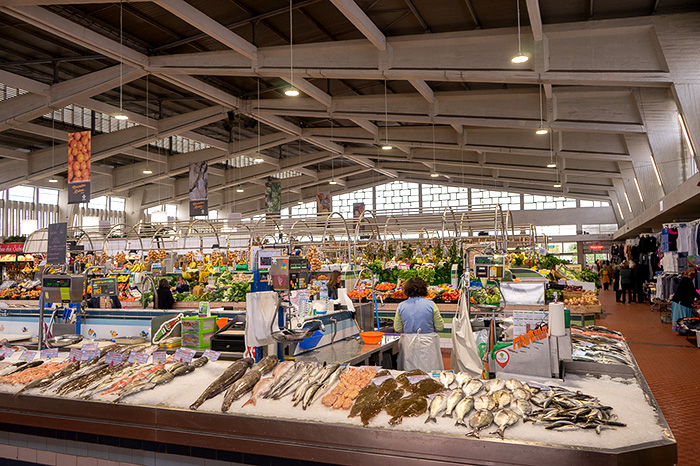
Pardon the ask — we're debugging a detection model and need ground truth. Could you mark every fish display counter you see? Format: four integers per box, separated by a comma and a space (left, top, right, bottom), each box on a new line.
0, 334, 676, 466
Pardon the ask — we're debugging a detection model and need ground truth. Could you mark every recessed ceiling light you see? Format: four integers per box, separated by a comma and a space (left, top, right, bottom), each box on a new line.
553, 183, 561, 188
430, 173, 440, 178
284, 88, 299, 97
511, 53, 529, 64
114, 113, 129, 121
142, 169, 153, 174
546, 163, 557, 168
236, 188, 244, 193
381, 145, 392, 150
48, 178, 58, 183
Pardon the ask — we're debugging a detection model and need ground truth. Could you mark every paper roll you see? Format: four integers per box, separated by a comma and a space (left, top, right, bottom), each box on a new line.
549, 302, 565, 336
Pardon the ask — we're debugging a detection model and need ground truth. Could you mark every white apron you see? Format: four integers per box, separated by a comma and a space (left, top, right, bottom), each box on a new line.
398, 332, 443, 372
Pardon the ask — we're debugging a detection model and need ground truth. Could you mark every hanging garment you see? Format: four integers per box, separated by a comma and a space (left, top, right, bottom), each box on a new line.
678, 225, 692, 253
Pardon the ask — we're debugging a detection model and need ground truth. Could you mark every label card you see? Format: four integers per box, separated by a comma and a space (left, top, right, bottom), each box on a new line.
127, 352, 149, 364
0, 348, 16, 358
81, 349, 100, 361
173, 347, 196, 364
371, 375, 393, 386
69, 348, 81, 362
151, 352, 166, 364
202, 349, 220, 362
40, 348, 58, 359
104, 352, 124, 366
81, 342, 98, 351
407, 374, 430, 384
19, 351, 36, 362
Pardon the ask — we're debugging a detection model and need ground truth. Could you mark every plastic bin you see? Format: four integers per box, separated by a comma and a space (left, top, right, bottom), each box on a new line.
182, 330, 215, 349
181, 315, 218, 333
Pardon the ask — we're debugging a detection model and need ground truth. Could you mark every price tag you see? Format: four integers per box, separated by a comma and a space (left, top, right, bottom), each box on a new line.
407, 374, 430, 384
41, 348, 58, 359
0, 348, 16, 358
104, 352, 124, 366
151, 351, 166, 364
81, 349, 100, 361
577, 341, 595, 348
572, 349, 588, 358
371, 375, 393, 386
69, 348, 81, 362
427, 391, 451, 400
173, 348, 196, 364
127, 352, 149, 364
202, 349, 220, 362
19, 351, 36, 362
81, 342, 98, 351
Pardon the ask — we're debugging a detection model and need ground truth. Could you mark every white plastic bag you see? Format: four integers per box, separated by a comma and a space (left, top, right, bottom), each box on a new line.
245, 291, 279, 347
450, 287, 484, 377
398, 331, 443, 372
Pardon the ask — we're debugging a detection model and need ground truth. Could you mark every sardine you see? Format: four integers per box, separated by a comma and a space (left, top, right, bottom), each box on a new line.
439, 371, 456, 389
242, 377, 276, 408
222, 370, 261, 412
292, 378, 315, 404
275, 364, 314, 399
308, 366, 345, 407
444, 389, 465, 417
454, 396, 474, 426
466, 409, 494, 437
425, 393, 447, 423
301, 382, 323, 410
189, 358, 253, 410
266, 362, 304, 398
492, 408, 520, 439
474, 394, 496, 411
462, 378, 484, 397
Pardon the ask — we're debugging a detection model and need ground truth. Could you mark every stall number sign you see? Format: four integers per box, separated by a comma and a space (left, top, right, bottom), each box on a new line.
202, 349, 220, 362
40, 348, 58, 359
174, 348, 196, 364
69, 348, 81, 362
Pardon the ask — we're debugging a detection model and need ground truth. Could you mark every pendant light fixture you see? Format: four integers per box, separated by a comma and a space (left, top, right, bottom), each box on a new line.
142, 74, 153, 175
430, 122, 439, 177
535, 83, 548, 135
284, 0, 299, 97
381, 79, 392, 150
114, 0, 129, 120
546, 130, 556, 168
511, 0, 529, 64
48, 111, 58, 183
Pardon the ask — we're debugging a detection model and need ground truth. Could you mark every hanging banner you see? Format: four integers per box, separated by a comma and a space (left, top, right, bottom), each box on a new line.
316, 191, 332, 213
353, 202, 365, 218
189, 161, 208, 217
265, 181, 281, 218
47, 222, 67, 265
67, 131, 91, 204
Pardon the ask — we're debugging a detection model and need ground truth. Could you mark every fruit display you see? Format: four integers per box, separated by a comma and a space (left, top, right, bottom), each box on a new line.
114, 252, 126, 264
563, 285, 583, 292
390, 289, 407, 300
564, 290, 599, 307
375, 282, 396, 291
348, 289, 371, 300
441, 290, 460, 301
469, 287, 502, 306
67, 131, 91, 183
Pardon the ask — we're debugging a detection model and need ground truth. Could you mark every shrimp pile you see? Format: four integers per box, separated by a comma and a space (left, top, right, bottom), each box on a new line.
0, 361, 70, 385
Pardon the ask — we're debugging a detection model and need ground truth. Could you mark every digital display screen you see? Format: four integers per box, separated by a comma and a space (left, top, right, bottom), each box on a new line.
91, 278, 117, 296
42, 277, 71, 288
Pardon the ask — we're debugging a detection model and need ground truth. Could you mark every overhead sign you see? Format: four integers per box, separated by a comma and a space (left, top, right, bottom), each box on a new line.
316, 191, 331, 213
265, 180, 281, 217
0, 243, 24, 253
67, 131, 91, 204
46, 222, 67, 264
189, 161, 208, 217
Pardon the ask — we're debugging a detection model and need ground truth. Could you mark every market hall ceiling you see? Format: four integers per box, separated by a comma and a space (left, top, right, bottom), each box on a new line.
0, 0, 698, 219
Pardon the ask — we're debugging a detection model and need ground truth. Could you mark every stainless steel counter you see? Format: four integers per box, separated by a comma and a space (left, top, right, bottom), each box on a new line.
296, 336, 399, 367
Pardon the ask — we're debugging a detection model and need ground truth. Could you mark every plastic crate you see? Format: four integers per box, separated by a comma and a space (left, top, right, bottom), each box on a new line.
182, 330, 215, 349
181, 315, 218, 334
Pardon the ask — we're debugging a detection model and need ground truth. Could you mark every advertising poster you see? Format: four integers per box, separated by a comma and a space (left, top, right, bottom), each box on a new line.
47, 222, 67, 265
316, 191, 332, 213
353, 202, 365, 218
189, 161, 208, 217
67, 131, 91, 204
265, 181, 281, 218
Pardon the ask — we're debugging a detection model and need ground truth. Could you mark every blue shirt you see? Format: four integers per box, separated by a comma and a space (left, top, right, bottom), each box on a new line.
395, 297, 444, 333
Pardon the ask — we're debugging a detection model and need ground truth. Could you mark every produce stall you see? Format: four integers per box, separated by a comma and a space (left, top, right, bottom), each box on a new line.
0, 335, 676, 466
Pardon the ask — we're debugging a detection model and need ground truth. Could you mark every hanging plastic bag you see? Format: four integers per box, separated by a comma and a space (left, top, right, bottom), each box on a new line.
398, 330, 443, 372
450, 280, 484, 377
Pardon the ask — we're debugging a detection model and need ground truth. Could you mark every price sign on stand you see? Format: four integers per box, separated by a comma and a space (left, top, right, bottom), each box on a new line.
40, 348, 58, 359
104, 352, 124, 366
69, 348, 81, 362
0, 348, 16, 358
202, 349, 220, 362
371, 375, 393, 386
127, 352, 149, 364
173, 348, 196, 364
19, 351, 36, 362
151, 352, 167, 364
81, 350, 100, 361
81, 342, 98, 351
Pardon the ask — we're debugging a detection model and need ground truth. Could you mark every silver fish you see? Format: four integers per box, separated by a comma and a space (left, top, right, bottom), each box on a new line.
444, 389, 465, 417
272, 360, 294, 379
301, 382, 324, 410
168, 362, 186, 373
439, 371, 456, 389
454, 396, 474, 426
113, 371, 175, 403
268, 363, 309, 399
484, 378, 506, 395
171, 364, 195, 377
266, 362, 303, 398
190, 358, 253, 410
462, 378, 484, 397
455, 372, 471, 389
190, 356, 209, 368
292, 378, 315, 403
222, 370, 261, 412
242, 377, 275, 408
492, 390, 512, 410
274, 364, 314, 399
505, 378, 523, 391
512, 387, 531, 401
466, 409, 493, 437
492, 408, 520, 439
510, 399, 532, 419
474, 394, 496, 411
425, 393, 447, 423
308, 366, 345, 407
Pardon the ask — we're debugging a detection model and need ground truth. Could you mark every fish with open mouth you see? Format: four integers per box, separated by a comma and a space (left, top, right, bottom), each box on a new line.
190, 358, 253, 410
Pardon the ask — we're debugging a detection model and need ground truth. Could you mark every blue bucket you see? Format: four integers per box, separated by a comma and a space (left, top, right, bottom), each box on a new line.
299, 330, 324, 349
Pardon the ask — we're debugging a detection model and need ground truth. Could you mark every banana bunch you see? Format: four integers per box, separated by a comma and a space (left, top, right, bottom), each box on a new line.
131, 262, 146, 273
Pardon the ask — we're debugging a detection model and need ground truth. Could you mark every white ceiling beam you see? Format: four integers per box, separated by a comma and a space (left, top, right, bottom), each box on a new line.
409, 79, 435, 104
525, 0, 544, 42
328, 0, 386, 51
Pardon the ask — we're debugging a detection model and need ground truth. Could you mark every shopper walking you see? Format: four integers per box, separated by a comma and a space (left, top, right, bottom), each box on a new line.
619, 263, 634, 304
600, 265, 611, 291
613, 265, 623, 302
671, 268, 700, 333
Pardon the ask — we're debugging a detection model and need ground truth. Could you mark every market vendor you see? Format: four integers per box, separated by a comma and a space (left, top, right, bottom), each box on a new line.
671, 267, 700, 333
393, 277, 445, 372
174, 276, 190, 293
327, 270, 342, 300
156, 278, 175, 310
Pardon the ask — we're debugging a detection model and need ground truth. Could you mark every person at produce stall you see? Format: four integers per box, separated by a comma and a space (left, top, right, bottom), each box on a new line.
156, 278, 175, 310
619, 262, 634, 304
393, 277, 445, 372
671, 267, 700, 333
85, 287, 121, 309
174, 276, 190, 293
327, 270, 342, 300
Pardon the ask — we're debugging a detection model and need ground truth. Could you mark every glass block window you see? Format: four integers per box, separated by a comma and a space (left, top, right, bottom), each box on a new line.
87, 196, 107, 210
8, 185, 34, 203
375, 181, 419, 212
38, 188, 59, 205
536, 224, 577, 236
281, 201, 316, 219
582, 224, 618, 234
471, 189, 521, 210
111, 197, 126, 212
580, 200, 611, 208
333, 188, 374, 218
421, 184, 470, 210
524, 195, 577, 210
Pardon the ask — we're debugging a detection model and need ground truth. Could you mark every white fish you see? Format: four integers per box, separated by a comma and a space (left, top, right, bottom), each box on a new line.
455, 372, 471, 389
466, 409, 493, 437
474, 394, 496, 411
484, 378, 505, 395
462, 378, 484, 397
444, 389, 465, 417
510, 399, 532, 419
492, 408, 520, 439
492, 389, 512, 410
425, 393, 447, 423
454, 396, 474, 426
505, 378, 523, 391
439, 371, 456, 389
512, 387, 531, 401
242, 377, 275, 407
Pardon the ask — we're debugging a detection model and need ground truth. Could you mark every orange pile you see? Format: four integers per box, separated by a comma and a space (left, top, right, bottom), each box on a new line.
67, 131, 91, 183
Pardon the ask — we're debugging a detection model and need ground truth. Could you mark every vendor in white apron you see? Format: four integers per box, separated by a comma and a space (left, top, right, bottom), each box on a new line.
393, 277, 445, 372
